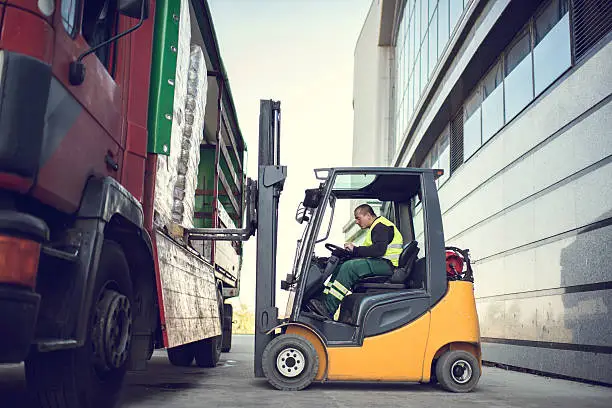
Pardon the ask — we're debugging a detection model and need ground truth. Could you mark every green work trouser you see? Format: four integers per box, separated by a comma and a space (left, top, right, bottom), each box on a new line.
322, 258, 393, 315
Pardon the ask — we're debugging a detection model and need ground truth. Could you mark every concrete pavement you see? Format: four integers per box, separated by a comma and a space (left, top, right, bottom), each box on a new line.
1, 334, 610, 407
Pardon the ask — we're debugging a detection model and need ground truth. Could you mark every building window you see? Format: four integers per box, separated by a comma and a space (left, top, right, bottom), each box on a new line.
438, 0, 450, 55
421, 0, 428, 44
412, 193, 427, 258
429, 5, 438, 77
463, 87, 482, 160
394, 0, 467, 153
436, 126, 451, 186
429, 0, 437, 20
504, 29, 533, 122
61, 0, 78, 36
455, 0, 575, 166
534, 0, 571, 95
449, 0, 464, 35
409, 7, 416, 80
481, 61, 504, 143
420, 125, 450, 188
416, 51, 422, 95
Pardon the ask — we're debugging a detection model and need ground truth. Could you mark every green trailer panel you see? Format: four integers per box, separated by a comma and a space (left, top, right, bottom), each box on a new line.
147, 0, 181, 155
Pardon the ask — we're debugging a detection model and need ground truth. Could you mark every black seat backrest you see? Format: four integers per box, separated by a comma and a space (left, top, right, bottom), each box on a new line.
388, 241, 419, 284
398, 241, 418, 268
407, 257, 426, 289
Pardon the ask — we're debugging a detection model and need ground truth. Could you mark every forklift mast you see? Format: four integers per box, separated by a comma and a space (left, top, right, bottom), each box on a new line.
185, 100, 286, 377
254, 100, 286, 377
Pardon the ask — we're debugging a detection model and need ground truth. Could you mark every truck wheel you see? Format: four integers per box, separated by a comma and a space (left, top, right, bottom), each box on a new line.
222, 303, 233, 353
262, 334, 319, 391
167, 344, 194, 367
194, 288, 223, 367
25, 240, 134, 408
435, 350, 480, 393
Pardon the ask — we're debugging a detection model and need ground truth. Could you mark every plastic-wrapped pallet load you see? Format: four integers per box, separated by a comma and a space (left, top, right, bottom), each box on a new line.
171, 45, 207, 228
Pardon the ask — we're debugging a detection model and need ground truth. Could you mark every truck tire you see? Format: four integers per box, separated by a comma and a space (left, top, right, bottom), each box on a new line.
435, 350, 480, 393
167, 344, 194, 367
25, 240, 134, 408
194, 288, 223, 367
262, 334, 319, 391
221, 303, 233, 353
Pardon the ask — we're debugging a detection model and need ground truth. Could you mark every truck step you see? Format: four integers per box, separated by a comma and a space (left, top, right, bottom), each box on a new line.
35, 339, 79, 352
41, 246, 79, 263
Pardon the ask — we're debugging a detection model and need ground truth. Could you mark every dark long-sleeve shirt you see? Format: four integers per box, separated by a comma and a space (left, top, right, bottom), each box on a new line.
353, 220, 395, 258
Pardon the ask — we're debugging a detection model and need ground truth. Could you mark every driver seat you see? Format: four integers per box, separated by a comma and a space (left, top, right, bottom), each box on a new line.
352, 240, 419, 292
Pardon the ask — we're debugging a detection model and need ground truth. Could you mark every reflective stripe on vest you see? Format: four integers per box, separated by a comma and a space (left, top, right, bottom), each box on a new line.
362, 216, 404, 267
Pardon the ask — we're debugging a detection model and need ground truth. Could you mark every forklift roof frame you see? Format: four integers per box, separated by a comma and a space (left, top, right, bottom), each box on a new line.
288, 167, 448, 324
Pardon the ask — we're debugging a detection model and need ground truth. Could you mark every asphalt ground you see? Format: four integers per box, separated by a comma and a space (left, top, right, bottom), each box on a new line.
1, 334, 610, 408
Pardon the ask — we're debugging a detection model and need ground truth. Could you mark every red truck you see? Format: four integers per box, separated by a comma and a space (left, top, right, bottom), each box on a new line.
0, 0, 248, 407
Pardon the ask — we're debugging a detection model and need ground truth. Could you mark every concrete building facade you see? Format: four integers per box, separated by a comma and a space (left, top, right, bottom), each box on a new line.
349, 0, 612, 384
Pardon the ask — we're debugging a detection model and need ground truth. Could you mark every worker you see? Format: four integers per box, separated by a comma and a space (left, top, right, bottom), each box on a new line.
307, 204, 403, 318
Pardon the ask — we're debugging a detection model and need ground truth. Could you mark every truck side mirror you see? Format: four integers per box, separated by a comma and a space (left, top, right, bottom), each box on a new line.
118, 0, 149, 20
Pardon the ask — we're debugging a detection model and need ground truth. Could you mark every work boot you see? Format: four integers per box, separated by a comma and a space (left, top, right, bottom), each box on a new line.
307, 298, 331, 319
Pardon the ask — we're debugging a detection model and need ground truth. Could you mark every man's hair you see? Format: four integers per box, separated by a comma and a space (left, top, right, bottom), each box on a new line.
354, 204, 376, 217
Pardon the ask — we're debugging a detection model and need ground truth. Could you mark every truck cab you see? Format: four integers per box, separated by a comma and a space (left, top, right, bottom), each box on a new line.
0, 2, 249, 407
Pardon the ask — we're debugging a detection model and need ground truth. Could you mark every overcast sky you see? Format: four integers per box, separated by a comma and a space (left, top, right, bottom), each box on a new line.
208, 0, 372, 312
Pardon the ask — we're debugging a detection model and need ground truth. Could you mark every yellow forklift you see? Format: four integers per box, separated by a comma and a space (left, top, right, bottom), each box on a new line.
193, 100, 481, 392
258, 166, 481, 392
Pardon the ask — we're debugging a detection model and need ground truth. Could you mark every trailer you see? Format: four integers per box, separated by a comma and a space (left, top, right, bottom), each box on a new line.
0, 0, 247, 407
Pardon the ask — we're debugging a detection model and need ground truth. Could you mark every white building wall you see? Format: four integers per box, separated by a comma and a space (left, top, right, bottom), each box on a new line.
352, 0, 612, 384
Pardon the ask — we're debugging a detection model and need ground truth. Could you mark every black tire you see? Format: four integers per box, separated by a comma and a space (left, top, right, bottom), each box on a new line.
194, 288, 223, 367
193, 336, 221, 367
25, 240, 134, 408
221, 303, 233, 353
167, 344, 194, 367
435, 350, 481, 393
146, 336, 155, 361
262, 334, 319, 391
429, 358, 438, 384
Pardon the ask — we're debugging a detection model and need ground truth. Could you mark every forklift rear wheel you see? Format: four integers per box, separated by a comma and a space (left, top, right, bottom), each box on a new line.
262, 334, 319, 391
435, 350, 480, 393
167, 344, 194, 367
25, 240, 133, 408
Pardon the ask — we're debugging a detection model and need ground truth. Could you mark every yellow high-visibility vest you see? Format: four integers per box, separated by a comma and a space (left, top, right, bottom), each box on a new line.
362, 216, 403, 266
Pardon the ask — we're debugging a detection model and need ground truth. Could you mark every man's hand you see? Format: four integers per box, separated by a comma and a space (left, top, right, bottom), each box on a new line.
344, 243, 355, 252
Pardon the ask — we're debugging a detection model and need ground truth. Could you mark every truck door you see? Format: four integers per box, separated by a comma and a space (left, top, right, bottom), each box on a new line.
32, 0, 125, 212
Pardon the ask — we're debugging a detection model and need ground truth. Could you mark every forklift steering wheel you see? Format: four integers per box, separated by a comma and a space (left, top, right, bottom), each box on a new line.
324, 243, 353, 259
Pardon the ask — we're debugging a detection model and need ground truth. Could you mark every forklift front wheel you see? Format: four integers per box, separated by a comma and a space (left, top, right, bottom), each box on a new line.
435, 350, 480, 393
262, 334, 319, 391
